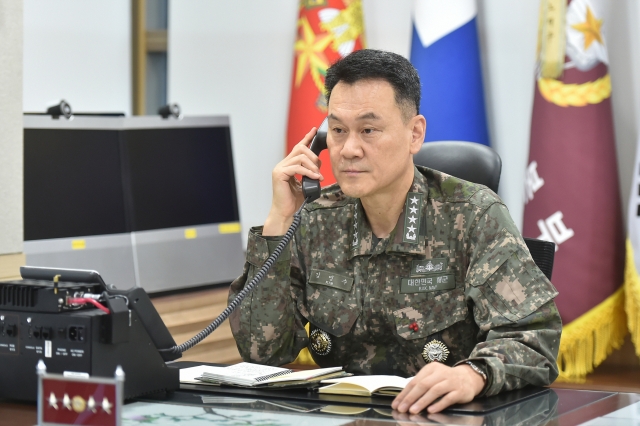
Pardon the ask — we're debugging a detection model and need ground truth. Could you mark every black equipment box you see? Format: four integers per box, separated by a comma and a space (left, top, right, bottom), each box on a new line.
0, 267, 180, 402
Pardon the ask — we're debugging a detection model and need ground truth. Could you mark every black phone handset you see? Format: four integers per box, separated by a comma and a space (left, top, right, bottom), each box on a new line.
301, 117, 328, 202
162, 119, 329, 356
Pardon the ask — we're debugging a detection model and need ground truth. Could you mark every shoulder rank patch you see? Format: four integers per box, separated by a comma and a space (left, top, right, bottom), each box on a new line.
403, 192, 423, 244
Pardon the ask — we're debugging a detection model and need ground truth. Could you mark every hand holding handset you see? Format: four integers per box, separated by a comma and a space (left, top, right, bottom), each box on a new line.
301, 118, 328, 202
163, 119, 330, 355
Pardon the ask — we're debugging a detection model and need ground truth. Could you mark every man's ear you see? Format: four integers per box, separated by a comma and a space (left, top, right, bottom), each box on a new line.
409, 115, 426, 155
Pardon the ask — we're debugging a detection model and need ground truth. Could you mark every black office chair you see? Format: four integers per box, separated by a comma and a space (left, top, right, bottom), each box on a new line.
522, 238, 555, 280
414, 141, 501, 193
413, 141, 554, 279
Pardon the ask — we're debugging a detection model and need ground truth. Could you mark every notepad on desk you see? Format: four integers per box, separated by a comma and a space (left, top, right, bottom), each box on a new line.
319, 375, 413, 397
180, 363, 345, 388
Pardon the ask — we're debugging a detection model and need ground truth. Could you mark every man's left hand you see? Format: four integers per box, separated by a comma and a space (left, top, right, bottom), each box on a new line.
392, 363, 486, 414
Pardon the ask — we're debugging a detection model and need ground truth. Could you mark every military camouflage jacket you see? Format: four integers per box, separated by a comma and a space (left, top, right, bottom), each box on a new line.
229, 166, 561, 397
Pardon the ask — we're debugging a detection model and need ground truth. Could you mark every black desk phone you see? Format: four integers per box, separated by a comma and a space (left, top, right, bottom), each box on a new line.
301, 118, 328, 202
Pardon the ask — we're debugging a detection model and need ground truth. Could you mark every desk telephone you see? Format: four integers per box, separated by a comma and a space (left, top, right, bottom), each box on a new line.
0, 120, 330, 401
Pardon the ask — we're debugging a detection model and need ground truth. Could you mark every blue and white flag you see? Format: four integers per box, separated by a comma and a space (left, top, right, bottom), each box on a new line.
410, 0, 490, 145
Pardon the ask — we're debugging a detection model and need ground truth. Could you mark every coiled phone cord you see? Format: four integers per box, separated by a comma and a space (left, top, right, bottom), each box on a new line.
161, 199, 309, 355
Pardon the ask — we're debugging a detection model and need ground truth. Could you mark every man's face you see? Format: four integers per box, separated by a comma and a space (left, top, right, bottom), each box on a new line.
327, 79, 425, 199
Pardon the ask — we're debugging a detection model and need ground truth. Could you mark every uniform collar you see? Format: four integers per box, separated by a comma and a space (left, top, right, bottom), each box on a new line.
348, 166, 428, 260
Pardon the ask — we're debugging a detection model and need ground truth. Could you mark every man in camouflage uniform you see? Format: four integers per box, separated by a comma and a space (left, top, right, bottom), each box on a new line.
229, 49, 561, 414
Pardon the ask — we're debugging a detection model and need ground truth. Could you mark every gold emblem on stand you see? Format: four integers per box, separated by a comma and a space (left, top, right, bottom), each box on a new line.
422, 340, 450, 363
310, 329, 332, 356
71, 395, 86, 413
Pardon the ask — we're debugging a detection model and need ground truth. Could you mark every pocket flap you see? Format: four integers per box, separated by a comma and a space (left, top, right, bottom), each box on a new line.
393, 288, 467, 340
467, 228, 521, 287
466, 229, 558, 321
305, 292, 360, 337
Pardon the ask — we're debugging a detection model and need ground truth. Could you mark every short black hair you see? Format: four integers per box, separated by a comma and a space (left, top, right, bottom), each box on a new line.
325, 49, 421, 120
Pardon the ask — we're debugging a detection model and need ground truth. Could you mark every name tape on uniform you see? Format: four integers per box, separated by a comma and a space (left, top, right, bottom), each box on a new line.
400, 274, 455, 293
309, 269, 354, 292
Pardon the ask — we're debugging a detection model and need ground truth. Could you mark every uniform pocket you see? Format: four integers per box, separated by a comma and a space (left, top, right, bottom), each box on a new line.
305, 269, 360, 337
467, 229, 558, 321
393, 287, 467, 340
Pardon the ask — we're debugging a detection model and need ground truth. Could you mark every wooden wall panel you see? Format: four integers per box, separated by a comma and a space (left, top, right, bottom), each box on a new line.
0, 253, 25, 281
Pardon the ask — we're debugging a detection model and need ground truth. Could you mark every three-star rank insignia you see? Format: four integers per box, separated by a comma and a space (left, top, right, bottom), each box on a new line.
310, 329, 332, 356
422, 340, 450, 363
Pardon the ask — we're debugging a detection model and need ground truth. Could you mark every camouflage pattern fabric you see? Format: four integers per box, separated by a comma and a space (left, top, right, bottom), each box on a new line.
229, 166, 561, 397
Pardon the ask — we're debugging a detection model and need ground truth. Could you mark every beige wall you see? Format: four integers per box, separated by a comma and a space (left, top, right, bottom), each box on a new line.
23, 0, 131, 114
0, 0, 24, 278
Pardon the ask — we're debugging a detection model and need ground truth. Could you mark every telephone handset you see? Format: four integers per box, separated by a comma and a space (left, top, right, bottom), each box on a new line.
301, 118, 328, 202
163, 121, 329, 356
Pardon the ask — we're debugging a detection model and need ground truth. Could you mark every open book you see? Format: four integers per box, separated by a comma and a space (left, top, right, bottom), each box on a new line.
180, 363, 344, 387
319, 375, 413, 397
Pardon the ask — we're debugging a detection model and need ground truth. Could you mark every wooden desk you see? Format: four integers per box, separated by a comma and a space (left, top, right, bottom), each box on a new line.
0, 401, 36, 426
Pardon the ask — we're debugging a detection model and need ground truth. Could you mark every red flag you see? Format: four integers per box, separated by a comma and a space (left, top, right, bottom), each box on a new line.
523, 0, 625, 378
286, 0, 366, 186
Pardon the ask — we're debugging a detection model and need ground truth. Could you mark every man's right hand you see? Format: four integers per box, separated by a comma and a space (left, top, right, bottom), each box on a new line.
263, 128, 324, 236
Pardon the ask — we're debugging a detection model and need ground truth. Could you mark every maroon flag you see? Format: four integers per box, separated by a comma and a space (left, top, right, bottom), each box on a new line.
523, 0, 625, 379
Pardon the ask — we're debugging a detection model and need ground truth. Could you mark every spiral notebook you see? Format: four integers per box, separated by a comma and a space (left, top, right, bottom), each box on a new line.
181, 363, 343, 387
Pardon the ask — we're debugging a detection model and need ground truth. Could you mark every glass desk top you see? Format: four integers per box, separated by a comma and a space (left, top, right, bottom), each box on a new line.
127, 387, 640, 426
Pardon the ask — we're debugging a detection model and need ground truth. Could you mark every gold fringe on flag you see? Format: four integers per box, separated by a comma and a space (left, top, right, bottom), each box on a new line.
625, 239, 640, 358
556, 286, 627, 380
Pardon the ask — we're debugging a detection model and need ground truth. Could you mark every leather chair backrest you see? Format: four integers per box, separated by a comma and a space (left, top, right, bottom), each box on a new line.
413, 141, 501, 193
523, 238, 555, 280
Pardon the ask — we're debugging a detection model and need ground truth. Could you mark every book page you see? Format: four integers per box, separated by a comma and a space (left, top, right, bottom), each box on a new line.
180, 363, 291, 386
263, 366, 343, 383
219, 363, 292, 382
321, 375, 412, 393
179, 365, 228, 384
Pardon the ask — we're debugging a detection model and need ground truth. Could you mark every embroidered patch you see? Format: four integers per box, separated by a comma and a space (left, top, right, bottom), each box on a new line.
411, 258, 447, 276
400, 274, 455, 293
403, 192, 423, 244
351, 205, 360, 250
309, 269, 354, 292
